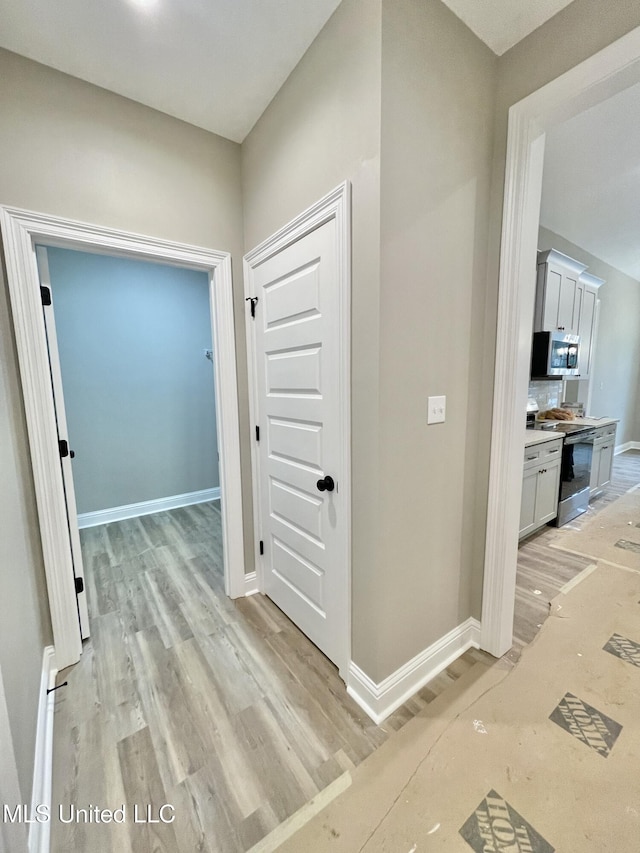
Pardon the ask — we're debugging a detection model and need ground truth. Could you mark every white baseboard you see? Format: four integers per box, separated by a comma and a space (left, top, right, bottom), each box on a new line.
615, 441, 640, 455
78, 487, 221, 528
29, 646, 57, 853
347, 617, 481, 725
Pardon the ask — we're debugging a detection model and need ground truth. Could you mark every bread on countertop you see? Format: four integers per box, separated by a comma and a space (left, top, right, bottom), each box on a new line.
539, 407, 575, 421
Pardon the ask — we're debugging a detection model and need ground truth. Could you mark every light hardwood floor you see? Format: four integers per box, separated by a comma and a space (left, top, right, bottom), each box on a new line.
512, 449, 640, 660
51, 452, 639, 851
51, 501, 487, 853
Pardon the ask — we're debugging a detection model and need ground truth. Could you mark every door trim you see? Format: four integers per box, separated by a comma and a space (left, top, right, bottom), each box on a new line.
243, 182, 352, 678
36, 246, 90, 639
0, 206, 245, 670
481, 26, 640, 655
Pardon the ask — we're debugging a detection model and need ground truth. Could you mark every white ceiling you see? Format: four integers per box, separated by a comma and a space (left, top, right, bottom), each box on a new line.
0, 0, 342, 143
541, 81, 640, 282
0, 0, 580, 145
439, 0, 576, 55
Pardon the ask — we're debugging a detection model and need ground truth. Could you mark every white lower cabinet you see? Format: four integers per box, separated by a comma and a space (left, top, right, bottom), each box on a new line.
519, 438, 563, 540
590, 423, 617, 497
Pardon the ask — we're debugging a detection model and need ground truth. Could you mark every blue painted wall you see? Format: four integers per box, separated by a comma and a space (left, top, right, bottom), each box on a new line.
45, 247, 218, 514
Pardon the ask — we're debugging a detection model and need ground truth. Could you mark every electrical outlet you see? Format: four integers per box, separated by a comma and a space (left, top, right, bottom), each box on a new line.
427, 395, 446, 424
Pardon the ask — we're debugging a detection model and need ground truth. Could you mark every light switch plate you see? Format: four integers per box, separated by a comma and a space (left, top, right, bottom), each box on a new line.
428, 395, 446, 424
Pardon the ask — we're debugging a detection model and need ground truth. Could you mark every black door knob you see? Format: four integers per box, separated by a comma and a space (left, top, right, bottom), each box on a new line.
316, 475, 335, 493
70, 450, 75, 459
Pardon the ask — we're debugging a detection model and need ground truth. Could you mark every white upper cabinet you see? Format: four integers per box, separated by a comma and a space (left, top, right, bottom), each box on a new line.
575, 271, 604, 379
534, 249, 587, 335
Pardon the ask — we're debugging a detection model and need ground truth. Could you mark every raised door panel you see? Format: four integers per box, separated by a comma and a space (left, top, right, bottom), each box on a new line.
590, 442, 603, 494
519, 467, 538, 539
557, 272, 579, 334
542, 267, 562, 330
536, 460, 561, 524
598, 441, 615, 490
577, 286, 597, 378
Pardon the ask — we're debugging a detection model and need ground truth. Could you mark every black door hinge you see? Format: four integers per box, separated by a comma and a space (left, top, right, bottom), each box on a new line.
40, 285, 52, 306
74, 577, 84, 595
245, 296, 258, 318
259, 540, 264, 556
59, 439, 75, 459
255, 425, 260, 442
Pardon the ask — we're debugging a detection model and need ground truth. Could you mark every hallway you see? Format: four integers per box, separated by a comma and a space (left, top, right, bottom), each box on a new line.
50, 501, 485, 853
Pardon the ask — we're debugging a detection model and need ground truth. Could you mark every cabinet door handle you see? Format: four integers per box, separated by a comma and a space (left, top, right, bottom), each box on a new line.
526, 455, 536, 460
548, 448, 559, 453
602, 445, 608, 450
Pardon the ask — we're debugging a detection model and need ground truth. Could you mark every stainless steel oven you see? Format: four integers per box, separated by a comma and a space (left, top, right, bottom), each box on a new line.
554, 424, 596, 526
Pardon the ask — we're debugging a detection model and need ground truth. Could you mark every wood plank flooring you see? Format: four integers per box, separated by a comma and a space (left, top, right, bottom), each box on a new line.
51, 452, 639, 851
511, 449, 640, 661
51, 501, 487, 853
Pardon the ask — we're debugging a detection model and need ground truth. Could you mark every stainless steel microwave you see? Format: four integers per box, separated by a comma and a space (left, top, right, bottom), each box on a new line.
531, 331, 580, 378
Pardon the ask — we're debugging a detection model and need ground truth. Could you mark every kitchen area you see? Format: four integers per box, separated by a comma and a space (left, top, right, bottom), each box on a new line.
516, 74, 640, 550
520, 248, 619, 541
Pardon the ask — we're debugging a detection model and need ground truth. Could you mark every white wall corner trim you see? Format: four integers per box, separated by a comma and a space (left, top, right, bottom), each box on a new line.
347, 618, 481, 725
77, 487, 221, 528
29, 646, 57, 853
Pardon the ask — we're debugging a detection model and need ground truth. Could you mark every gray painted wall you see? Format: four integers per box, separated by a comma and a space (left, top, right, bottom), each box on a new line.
0, 46, 245, 803
0, 270, 52, 804
242, 0, 384, 675
45, 247, 218, 514
243, 0, 497, 683
538, 227, 640, 445
375, 0, 496, 680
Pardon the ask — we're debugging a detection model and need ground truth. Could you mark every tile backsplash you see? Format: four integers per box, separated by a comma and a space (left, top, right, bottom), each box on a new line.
528, 380, 563, 413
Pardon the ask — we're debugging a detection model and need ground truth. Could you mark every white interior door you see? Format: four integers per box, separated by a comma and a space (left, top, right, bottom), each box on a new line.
246, 188, 350, 675
36, 246, 90, 639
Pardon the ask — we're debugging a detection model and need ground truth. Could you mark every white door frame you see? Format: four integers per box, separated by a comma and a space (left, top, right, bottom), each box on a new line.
481, 27, 640, 655
243, 182, 352, 678
0, 206, 245, 671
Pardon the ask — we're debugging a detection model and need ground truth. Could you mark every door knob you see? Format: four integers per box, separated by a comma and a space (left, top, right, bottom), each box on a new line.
316, 475, 335, 493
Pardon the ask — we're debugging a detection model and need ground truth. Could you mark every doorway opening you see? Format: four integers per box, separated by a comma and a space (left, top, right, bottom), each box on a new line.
0, 206, 245, 671
481, 27, 640, 656
37, 244, 225, 642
